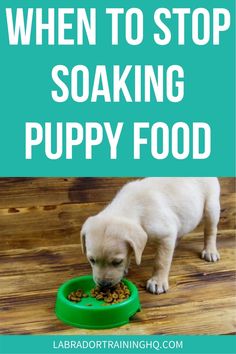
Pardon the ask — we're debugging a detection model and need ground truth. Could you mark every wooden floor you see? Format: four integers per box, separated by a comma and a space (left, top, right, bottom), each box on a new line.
0, 178, 235, 335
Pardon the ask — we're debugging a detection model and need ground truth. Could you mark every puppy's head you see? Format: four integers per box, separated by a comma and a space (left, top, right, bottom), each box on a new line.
80, 215, 147, 287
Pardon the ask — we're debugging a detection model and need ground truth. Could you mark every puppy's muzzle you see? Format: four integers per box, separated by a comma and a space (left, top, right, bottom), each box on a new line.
97, 279, 113, 288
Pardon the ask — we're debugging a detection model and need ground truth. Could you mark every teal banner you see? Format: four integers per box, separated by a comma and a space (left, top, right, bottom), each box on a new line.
0, 0, 235, 176
0, 336, 236, 354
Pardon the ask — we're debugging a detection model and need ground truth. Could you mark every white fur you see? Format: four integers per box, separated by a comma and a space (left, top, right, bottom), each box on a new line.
81, 178, 220, 294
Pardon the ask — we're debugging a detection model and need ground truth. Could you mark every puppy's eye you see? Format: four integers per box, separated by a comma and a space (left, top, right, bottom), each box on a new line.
89, 258, 96, 264
112, 259, 123, 267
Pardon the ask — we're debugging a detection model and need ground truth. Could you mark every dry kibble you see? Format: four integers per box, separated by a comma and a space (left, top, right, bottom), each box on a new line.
67, 282, 130, 305
75, 290, 83, 297
70, 295, 81, 302
90, 289, 96, 297
90, 282, 130, 305
67, 288, 88, 303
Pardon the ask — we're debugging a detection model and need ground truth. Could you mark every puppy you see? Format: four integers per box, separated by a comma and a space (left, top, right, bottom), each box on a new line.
81, 178, 220, 294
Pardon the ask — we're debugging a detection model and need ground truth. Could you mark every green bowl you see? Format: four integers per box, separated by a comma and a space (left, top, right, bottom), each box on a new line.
55, 275, 141, 329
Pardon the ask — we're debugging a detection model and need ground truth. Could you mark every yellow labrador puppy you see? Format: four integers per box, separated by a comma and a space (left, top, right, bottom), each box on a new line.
81, 178, 220, 294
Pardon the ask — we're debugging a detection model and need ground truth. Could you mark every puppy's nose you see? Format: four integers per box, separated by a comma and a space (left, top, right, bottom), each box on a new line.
98, 280, 112, 288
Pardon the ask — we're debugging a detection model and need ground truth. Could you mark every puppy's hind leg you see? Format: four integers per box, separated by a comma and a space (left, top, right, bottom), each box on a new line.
201, 196, 220, 262
146, 236, 176, 295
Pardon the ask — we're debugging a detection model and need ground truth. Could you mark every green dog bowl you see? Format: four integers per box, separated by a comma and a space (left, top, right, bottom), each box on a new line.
55, 275, 141, 329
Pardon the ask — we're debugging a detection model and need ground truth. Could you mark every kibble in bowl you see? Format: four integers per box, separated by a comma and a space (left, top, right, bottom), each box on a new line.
67, 289, 88, 302
90, 282, 131, 305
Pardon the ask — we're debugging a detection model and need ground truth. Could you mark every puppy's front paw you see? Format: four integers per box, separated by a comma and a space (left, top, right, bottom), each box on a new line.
201, 249, 220, 262
146, 277, 169, 295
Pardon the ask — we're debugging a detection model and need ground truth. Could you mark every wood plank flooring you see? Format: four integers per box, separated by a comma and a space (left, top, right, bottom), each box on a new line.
0, 178, 235, 334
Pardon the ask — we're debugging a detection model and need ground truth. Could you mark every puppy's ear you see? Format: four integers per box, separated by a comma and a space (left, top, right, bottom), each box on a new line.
124, 223, 148, 265
80, 230, 86, 254
80, 217, 92, 254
